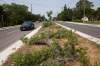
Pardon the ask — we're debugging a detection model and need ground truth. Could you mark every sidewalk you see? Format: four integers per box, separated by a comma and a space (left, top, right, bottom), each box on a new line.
0, 25, 20, 31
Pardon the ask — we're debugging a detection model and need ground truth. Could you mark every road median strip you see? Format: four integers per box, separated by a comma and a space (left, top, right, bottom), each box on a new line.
0, 26, 42, 65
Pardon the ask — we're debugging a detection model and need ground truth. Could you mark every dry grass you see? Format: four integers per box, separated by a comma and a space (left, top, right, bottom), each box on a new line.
77, 36, 100, 66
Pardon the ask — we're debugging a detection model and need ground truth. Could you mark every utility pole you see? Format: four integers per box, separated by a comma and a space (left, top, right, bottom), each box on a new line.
83, 0, 86, 23
31, 4, 32, 13
83, 0, 85, 17
1, 15, 4, 27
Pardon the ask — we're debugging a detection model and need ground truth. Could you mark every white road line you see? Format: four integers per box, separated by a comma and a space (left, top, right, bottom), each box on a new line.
56, 23, 100, 44
0, 26, 42, 65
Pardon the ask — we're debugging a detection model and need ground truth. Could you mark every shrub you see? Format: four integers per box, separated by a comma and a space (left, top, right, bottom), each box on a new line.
51, 40, 64, 58
29, 32, 47, 45
11, 47, 52, 66
11, 52, 34, 66
21, 37, 29, 45
43, 21, 52, 27
94, 61, 100, 66
41, 60, 66, 66
77, 48, 90, 66
50, 29, 68, 39
64, 30, 78, 59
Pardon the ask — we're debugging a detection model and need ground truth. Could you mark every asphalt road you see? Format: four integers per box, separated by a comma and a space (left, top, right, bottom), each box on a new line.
58, 21, 100, 39
0, 22, 40, 52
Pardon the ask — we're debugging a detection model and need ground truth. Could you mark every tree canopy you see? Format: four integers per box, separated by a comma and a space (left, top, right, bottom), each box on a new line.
0, 3, 43, 27
57, 4, 72, 21
57, 0, 100, 22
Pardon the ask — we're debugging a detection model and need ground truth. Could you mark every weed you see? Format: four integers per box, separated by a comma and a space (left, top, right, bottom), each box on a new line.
29, 32, 47, 45
21, 37, 29, 45
51, 29, 67, 39
43, 21, 52, 27
11, 47, 51, 66
51, 40, 64, 58
94, 60, 100, 66
77, 48, 90, 66
64, 30, 78, 59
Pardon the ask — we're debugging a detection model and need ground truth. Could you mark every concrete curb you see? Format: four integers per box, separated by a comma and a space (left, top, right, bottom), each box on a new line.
0, 26, 42, 65
58, 21, 100, 28
56, 23, 100, 44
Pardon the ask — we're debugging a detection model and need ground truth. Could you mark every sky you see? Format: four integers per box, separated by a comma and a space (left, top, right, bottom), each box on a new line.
0, 0, 100, 17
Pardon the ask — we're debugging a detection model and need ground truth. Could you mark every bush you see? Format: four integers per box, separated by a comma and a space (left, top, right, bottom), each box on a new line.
21, 37, 29, 45
63, 30, 78, 59
77, 48, 90, 66
11, 52, 35, 66
51, 40, 64, 58
29, 32, 48, 45
50, 29, 68, 39
94, 61, 100, 66
43, 21, 52, 27
11, 47, 51, 66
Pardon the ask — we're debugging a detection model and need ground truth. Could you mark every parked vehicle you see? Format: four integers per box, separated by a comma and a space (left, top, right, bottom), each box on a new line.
20, 21, 35, 31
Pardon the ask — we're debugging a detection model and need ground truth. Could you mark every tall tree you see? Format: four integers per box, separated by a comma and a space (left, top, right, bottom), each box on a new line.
57, 4, 72, 21
95, 7, 100, 20
0, 5, 4, 27
0, 5, 3, 14
47, 11, 53, 21
75, 0, 94, 19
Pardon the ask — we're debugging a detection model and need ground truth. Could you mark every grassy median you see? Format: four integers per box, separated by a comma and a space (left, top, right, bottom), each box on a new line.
3, 22, 100, 66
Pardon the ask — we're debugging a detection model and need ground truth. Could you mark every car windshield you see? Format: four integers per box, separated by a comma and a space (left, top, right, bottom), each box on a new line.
22, 21, 32, 25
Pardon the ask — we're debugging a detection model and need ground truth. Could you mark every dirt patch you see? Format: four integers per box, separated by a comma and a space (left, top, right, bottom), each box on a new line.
77, 36, 100, 65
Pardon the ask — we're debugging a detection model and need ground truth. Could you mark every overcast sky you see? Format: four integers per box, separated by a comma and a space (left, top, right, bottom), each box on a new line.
0, 0, 100, 17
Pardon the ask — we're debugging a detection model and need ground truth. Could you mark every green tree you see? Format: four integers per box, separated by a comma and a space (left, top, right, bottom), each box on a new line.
2, 3, 28, 25
57, 4, 72, 21
0, 5, 4, 27
0, 3, 43, 27
75, 0, 94, 19
0, 5, 3, 14
41, 15, 46, 21
47, 11, 53, 21
95, 7, 100, 20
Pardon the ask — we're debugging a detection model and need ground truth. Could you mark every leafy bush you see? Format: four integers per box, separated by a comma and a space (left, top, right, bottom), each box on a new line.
77, 48, 90, 66
50, 29, 68, 39
50, 40, 64, 58
41, 60, 66, 66
94, 61, 100, 66
21, 37, 29, 45
43, 21, 52, 27
11, 53, 35, 66
64, 30, 78, 59
11, 47, 52, 66
29, 32, 48, 45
